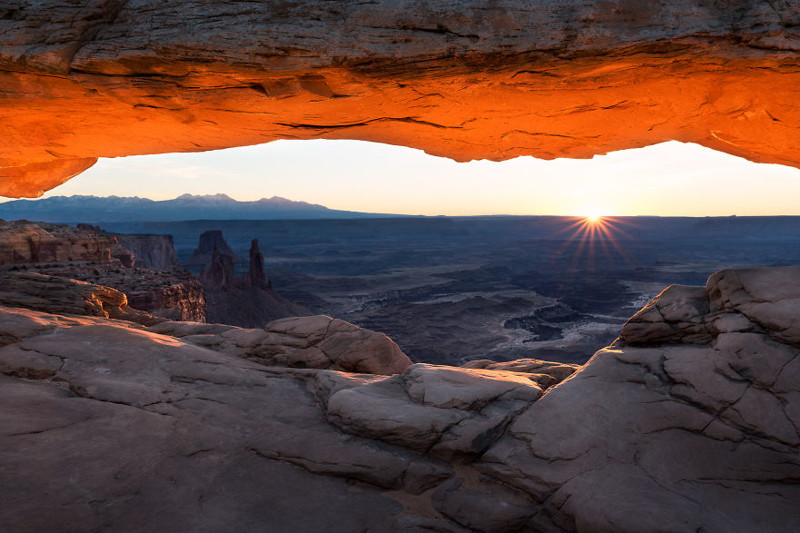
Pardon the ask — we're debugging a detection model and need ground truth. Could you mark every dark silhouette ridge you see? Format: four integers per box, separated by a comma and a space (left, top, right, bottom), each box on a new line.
198, 232, 305, 327
246, 239, 271, 289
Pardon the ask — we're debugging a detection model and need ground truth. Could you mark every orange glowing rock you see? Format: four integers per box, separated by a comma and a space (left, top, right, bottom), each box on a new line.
2, 1, 800, 196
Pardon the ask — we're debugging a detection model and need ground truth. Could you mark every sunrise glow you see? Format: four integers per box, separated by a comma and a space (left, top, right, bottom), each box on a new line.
17, 140, 800, 217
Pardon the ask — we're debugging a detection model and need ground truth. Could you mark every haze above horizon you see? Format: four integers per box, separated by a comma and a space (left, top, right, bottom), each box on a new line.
14, 140, 800, 217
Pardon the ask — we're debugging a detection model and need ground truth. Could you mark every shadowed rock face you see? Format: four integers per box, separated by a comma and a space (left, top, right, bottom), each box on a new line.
199, 234, 306, 327
0, 265, 799, 531
3, 1, 800, 195
246, 239, 270, 289
115, 234, 180, 271
185, 230, 241, 269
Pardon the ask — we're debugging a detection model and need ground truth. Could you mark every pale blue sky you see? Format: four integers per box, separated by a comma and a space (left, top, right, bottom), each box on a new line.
21, 140, 800, 216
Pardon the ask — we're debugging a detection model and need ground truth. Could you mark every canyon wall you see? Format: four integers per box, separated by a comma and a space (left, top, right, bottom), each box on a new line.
0, 220, 206, 321
2, 1, 800, 196
0, 221, 132, 266
115, 234, 180, 271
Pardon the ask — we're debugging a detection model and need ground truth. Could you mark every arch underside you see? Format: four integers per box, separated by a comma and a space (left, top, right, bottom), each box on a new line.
2, 1, 800, 196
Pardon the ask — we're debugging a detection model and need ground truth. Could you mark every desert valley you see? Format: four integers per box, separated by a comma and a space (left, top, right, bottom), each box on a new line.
3, 1, 800, 532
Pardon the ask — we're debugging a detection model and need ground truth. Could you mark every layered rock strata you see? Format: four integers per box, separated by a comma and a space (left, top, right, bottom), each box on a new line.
0, 272, 161, 326
0, 220, 206, 321
3, 2, 800, 195
0, 220, 133, 267
0, 265, 799, 531
151, 315, 412, 376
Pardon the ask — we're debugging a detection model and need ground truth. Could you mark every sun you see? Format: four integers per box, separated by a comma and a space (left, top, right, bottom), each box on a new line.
581, 209, 606, 223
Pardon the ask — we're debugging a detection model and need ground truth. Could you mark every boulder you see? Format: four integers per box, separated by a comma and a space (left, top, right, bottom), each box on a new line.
150, 315, 414, 376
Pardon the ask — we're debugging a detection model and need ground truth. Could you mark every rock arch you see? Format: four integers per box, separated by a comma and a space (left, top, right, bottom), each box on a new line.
2, 0, 800, 196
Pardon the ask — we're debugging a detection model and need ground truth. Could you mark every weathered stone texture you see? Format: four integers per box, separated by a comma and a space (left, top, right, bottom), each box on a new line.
1, 266, 799, 531
2, 1, 800, 195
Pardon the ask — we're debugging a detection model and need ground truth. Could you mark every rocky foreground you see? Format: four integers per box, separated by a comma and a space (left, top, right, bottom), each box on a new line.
1, 266, 800, 532
4, 1, 800, 195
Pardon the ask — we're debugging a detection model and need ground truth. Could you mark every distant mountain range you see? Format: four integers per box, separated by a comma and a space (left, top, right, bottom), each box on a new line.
0, 194, 404, 222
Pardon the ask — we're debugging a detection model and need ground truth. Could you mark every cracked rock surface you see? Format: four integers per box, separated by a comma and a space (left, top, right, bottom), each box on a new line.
1, 266, 800, 531
150, 314, 413, 375
4, 1, 800, 195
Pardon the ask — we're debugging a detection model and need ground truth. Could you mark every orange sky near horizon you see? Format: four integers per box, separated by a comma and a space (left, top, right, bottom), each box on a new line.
10, 140, 800, 217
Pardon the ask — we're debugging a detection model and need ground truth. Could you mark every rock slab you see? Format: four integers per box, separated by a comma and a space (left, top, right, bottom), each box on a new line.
1, 265, 800, 531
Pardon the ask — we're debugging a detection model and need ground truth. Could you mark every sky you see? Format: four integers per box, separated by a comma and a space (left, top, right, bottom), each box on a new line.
19, 140, 800, 217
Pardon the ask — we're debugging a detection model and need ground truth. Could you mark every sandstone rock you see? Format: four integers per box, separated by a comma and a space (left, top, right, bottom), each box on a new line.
623, 265, 800, 351
708, 266, 800, 348
0, 305, 121, 348
246, 238, 270, 289
0, 315, 412, 532
198, 233, 306, 327
462, 358, 579, 386
124, 276, 206, 322
199, 246, 237, 289
0, 272, 161, 326
1, 265, 800, 532
3, 2, 800, 195
326, 364, 542, 460
621, 284, 712, 345
186, 230, 241, 268
0, 220, 128, 266
115, 233, 180, 271
40, 265, 207, 322
0, 220, 206, 321
432, 477, 539, 533
150, 314, 413, 375
478, 266, 800, 531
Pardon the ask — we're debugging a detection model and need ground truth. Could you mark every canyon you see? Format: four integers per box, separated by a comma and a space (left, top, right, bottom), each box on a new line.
4, 2, 800, 531
0, 265, 798, 531
3, 2, 800, 195
0, 220, 205, 322
102, 215, 800, 366
0, 220, 312, 330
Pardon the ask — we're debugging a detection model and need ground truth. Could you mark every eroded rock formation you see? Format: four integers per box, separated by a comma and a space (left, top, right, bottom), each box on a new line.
0, 220, 206, 321
151, 315, 412, 376
115, 234, 180, 271
3, 1, 800, 195
185, 230, 241, 269
199, 235, 306, 327
0, 220, 132, 266
0, 265, 799, 531
0, 271, 161, 326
